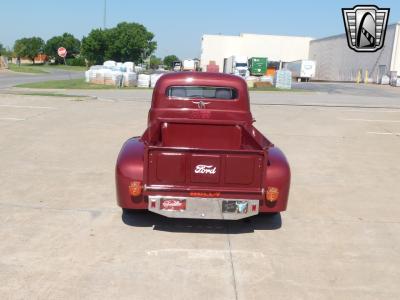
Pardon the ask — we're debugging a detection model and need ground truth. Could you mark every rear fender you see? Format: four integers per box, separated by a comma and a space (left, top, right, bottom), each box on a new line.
115, 137, 146, 209
260, 147, 291, 212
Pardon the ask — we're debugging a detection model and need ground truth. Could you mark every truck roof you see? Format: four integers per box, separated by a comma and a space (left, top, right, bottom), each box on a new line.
151, 72, 250, 112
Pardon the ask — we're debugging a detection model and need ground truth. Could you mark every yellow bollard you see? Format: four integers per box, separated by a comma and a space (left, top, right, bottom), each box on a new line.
364, 70, 369, 84
356, 70, 361, 84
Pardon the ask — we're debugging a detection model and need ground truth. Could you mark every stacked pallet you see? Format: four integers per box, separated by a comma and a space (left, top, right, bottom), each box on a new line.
150, 73, 163, 88
137, 74, 150, 88
274, 70, 292, 89
123, 72, 138, 87
206, 60, 219, 73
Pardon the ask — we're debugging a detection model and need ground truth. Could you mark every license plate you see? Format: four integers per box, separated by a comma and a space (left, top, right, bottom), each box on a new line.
222, 200, 248, 214
160, 199, 186, 211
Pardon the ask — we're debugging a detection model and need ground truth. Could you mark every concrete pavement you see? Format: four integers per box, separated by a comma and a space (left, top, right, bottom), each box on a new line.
293, 81, 400, 98
0, 87, 400, 299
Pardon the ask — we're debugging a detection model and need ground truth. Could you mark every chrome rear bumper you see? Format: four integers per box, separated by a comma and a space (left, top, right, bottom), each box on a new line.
148, 196, 259, 220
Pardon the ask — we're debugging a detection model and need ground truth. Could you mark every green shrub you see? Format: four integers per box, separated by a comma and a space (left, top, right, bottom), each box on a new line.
66, 57, 86, 66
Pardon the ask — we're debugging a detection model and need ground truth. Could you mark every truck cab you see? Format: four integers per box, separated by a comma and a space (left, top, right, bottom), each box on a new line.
224, 56, 249, 77
116, 72, 290, 220
172, 61, 182, 72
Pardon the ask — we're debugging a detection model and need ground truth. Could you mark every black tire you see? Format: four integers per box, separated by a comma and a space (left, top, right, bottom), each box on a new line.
122, 208, 147, 214
122, 208, 133, 214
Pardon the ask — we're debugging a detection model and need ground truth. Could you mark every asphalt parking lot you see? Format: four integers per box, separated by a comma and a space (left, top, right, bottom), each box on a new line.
1, 85, 400, 299
0, 69, 83, 89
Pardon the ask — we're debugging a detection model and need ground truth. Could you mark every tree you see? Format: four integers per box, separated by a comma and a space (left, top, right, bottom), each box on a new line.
163, 55, 179, 70
81, 29, 108, 65
81, 22, 157, 65
44, 33, 80, 64
150, 55, 162, 69
14, 37, 44, 64
105, 22, 157, 63
0, 43, 13, 59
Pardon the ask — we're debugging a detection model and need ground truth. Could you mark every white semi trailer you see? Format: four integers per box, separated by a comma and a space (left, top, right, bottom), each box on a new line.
223, 56, 249, 77
182, 59, 200, 71
286, 60, 316, 82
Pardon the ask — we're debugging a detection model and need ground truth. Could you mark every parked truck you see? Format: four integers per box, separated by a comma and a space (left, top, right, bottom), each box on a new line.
248, 57, 268, 76
223, 56, 249, 77
116, 72, 291, 220
182, 59, 199, 71
285, 60, 316, 82
173, 61, 182, 72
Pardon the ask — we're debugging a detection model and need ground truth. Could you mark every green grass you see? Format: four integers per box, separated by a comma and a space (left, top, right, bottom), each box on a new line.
42, 64, 88, 72
17, 92, 83, 97
9, 63, 87, 73
15, 78, 125, 89
8, 63, 48, 74
15, 78, 306, 92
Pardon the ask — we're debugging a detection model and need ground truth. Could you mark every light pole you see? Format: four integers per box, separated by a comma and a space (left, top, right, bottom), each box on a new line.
141, 48, 149, 70
103, 0, 107, 29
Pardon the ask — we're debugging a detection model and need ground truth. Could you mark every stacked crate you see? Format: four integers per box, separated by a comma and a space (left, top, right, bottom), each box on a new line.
137, 74, 150, 88
94, 70, 105, 85
123, 72, 138, 87
103, 70, 113, 85
274, 70, 292, 89
150, 73, 163, 88
206, 61, 219, 73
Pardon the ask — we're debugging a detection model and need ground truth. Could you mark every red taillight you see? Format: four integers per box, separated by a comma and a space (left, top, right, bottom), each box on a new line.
128, 181, 142, 197
266, 187, 279, 202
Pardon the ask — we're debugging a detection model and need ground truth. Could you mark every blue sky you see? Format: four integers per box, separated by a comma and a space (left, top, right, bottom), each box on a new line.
0, 0, 399, 59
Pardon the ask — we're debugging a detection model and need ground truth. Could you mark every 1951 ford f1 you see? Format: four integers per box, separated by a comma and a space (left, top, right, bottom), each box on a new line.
116, 72, 290, 220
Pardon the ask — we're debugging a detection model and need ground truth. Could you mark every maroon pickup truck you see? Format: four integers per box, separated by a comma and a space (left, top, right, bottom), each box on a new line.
116, 72, 290, 220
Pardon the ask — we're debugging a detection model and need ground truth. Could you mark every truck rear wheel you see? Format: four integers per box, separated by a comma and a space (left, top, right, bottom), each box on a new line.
122, 208, 147, 214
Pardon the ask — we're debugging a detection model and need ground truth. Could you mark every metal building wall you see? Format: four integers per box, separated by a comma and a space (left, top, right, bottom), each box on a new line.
390, 24, 400, 73
200, 34, 312, 71
309, 23, 399, 82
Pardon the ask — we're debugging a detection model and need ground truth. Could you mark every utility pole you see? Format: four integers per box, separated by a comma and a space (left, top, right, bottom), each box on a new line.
103, 0, 107, 29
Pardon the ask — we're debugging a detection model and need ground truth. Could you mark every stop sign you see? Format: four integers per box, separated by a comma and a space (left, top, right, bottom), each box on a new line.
57, 47, 67, 58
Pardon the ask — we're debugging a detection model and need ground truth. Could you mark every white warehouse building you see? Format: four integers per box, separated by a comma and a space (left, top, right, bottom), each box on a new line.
309, 22, 400, 82
201, 22, 400, 82
200, 33, 313, 71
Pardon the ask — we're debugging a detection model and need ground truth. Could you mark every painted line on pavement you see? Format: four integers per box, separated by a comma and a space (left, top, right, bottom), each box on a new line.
0, 117, 25, 121
340, 118, 400, 123
367, 132, 400, 135
318, 108, 400, 113
0, 104, 55, 109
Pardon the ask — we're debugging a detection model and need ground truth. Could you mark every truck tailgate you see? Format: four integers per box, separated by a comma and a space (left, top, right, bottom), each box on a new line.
145, 147, 265, 198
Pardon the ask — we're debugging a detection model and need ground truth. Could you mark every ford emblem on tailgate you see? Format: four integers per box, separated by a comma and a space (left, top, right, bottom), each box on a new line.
195, 164, 216, 174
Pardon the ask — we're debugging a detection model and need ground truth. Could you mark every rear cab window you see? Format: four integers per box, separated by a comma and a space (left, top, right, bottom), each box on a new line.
167, 86, 238, 100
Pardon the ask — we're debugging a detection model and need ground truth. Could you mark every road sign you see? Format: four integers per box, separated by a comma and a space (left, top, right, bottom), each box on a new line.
57, 47, 67, 58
